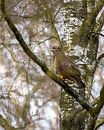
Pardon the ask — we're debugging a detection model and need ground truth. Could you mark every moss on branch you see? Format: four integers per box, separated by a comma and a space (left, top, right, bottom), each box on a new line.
0, 115, 19, 130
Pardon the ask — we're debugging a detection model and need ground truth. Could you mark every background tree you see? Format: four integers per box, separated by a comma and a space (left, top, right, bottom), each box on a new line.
0, 0, 104, 130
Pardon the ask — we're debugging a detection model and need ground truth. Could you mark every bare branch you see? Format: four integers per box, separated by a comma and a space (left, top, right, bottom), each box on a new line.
79, 0, 104, 47
87, 85, 104, 130
37, 0, 62, 47
97, 53, 104, 63
94, 52, 104, 72
95, 118, 104, 130
93, 85, 104, 116
96, 33, 104, 37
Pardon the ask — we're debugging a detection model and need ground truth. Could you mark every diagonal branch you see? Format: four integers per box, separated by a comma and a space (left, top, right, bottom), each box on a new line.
94, 52, 104, 73
93, 84, 104, 116
1, 0, 94, 115
95, 118, 104, 130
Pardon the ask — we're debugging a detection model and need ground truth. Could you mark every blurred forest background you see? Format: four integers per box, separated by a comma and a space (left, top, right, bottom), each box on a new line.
0, 0, 104, 130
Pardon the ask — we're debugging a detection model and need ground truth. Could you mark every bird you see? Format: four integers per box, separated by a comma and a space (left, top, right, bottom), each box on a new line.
51, 46, 86, 88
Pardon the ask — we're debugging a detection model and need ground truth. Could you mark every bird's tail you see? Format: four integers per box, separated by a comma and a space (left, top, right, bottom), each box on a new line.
74, 76, 86, 88
74, 76, 86, 98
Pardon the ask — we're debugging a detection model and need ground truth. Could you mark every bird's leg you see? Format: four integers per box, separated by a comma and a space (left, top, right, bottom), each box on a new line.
60, 75, 64, 80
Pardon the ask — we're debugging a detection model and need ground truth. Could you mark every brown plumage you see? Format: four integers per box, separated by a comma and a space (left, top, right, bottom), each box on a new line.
52, 46, 85, 88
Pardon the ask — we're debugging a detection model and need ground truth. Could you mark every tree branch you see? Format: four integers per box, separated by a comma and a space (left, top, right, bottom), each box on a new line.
37, 0, 62, 47
79, 0, 104, 47
0, 115, 19, 130
94, 52, 104, 74
95, 118, 104, 130
93, 84, 104, 116
87, 84, 104, 130
99, 33, 104, 37
96, 53, 104, 65
0, 0, 94, 115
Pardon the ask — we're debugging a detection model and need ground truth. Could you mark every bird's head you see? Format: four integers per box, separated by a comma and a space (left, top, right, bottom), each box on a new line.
51, 46, 62, 55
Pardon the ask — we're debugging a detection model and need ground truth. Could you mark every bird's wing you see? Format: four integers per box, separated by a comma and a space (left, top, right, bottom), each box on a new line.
61, 58, 81, 76
61, 59, 76, 69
